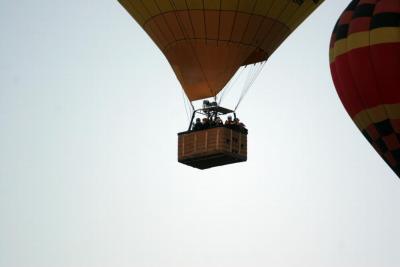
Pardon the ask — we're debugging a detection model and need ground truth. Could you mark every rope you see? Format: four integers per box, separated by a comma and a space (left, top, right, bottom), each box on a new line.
181, 89, 191, 123
235, 61, 266, 111
234, 0, 305, 111
218, 66, 246, 105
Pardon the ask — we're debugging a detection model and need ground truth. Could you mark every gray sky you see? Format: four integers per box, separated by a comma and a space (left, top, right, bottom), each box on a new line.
1, 1, 400, 267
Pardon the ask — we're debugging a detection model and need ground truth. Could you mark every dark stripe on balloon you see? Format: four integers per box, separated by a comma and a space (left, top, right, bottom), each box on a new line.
353, 4, 375, 19
375, 120, 393, 136
348, 17, 372, 34
370, 12, 400, 29
335, 24, 349, 40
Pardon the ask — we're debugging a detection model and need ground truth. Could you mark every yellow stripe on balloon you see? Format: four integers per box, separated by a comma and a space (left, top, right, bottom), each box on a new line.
330, 27, 400, 63
353, 104, 400, 130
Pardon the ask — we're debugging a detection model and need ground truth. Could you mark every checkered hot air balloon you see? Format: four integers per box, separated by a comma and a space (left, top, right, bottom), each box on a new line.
330, 0, 400, 177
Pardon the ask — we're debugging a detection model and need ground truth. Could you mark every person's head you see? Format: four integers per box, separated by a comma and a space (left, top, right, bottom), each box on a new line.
196, 118, 201, 123
202, 118, 208, 123
227, 115, 232, 121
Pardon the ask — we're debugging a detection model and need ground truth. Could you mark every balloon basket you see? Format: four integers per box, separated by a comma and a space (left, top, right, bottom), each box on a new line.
178, 127, 247, 169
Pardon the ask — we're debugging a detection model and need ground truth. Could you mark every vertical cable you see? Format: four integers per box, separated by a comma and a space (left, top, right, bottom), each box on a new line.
202, 0, 207, 45
217, 0, 222, 47
182, 89, 190, 123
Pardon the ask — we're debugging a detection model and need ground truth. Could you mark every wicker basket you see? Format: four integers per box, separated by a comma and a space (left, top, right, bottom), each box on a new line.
178, 126, 247, 169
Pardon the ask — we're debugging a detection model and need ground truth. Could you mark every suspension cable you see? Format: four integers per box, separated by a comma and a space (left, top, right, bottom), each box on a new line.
181, 90, 191, 123
235, 61, 266, 111
234, 0, 304, 111
218, 66, 246, 105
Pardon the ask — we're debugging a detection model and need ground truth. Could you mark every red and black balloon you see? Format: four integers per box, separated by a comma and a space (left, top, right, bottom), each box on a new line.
330, 0, 400, 177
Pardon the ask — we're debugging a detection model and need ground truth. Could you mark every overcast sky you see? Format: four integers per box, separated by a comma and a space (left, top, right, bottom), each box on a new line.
1, 1, 400, 267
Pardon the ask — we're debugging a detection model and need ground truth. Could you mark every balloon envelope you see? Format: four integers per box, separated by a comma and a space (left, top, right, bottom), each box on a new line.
330, 0, 400, 177
119, 0, 324, 101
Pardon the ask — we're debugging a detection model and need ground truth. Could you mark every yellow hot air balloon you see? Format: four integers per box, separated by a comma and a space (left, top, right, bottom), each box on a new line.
118, 0, 324, 101
118, 0, 324, 169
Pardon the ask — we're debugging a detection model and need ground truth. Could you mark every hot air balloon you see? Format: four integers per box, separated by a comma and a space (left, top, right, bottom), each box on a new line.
330, 0, 400, 177
118, 0, 324, 169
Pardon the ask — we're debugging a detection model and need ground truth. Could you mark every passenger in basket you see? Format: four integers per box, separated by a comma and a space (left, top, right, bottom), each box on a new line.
225, 115, 233, 126
235, 118, 245, 128
209, 117, 216, 128
202, 117, 210, 129
193, 118, 202, 131
215, 117, 223, 126
234, 118, 248, 134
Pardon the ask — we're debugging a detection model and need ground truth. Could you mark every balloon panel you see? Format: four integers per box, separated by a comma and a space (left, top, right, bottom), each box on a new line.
330, 0, 400, 177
